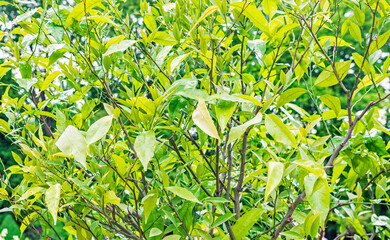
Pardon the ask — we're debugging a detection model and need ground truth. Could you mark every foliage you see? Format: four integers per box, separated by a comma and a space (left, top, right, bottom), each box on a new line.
0, 0, 390, 239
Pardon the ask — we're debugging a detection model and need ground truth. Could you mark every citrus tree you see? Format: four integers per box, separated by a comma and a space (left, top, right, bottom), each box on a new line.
0, 0, 390, 239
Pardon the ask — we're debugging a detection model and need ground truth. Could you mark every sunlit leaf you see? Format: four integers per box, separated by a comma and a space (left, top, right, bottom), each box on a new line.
104, 40, 137, 56
192, 98, 220, 140
134, 130, 157, 171
86, 115, 113, 145
314, 61, 351, 87
104, 191, 120, 205
319, 95, 341, 117
56, 126, 87, 168
264, 162, 284, 202
231, 208, 263, 239
265, 114, 296, 147
276, 88, 307, 109
166, 186, 201, 204
45, 184, 61, 225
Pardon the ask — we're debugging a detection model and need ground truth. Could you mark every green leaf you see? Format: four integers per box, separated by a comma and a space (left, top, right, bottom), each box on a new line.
134, 130, 157, 171
195, 229, 213, 240
166, 186, 201, 204
319, 94, 341, 117
352, 53, 371, 75
192, 98, 220, 140
231, 208, 263, 239
0, 1, 10, 5
188, 5, 219, 35
152, 31, 177, 45
104, 191, 120, 205
56, 125, 87, 168
144, 15, 157, 31
163, 235, 181, 240
86, 115, 113, 145
369, 30, 390, 55
19, 62, 32, 79
103, 40, 137, 56
262, 0, 277, 17
230, 2, 269, 35
349, 22, 361, 42
65, 0, 103, 28
228, 113, 262, 144
142, 192, 159, 222
0, 119, 11, 133
111, 154, 127, 175
170, 52, 191, 73
211, 212, 235, 228
202, 197, 229, 203
346, 217, 367, 237
293, 160, 325, 178
276, 88, 307, 109
304, 174, 330, 225
41, 71, 61, 91
364, 136, 388, 156
265, 114, 296, 147
48, 48, 67, 66
215, 100, 236, 132
354, 6, 365, 26
45, 183, 61, 225
314, 61, 351, 87
0, 188, 8, 196
149, 228, 162, 237
264, 162, 284, 202
304, 211, 321, 238
19, 187, 43, 201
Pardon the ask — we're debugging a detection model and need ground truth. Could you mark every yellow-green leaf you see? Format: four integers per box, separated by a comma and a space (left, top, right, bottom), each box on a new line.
230, 2, 269, 35
215, 100, 236, 132
163, 235, 181, 240
134, 130, 157, 171
349, 22, 361, 42
104, 191, 120, 205
354, 7, 365, 26
314, 61, 351, 87
231, 208, 263, 239
166, 186, 201, 204
56, 126, 87, 168
262, 0, 277, 17
144, 15, 157, 31
304, 174, 330, 225
352, 53, 370, 75
41, 71, 61, 91
152, 31, 177, 45
264, 162, 284, 202
45, 184, 62, 225
19, 187, 44, 201
170, 52, 191, 74
265, 114, 296, 147
142, 192, 159, 222
369, 30, 390, 55
0, 188, 8, 196
188, 5, 219, 36
192, 98, 220, 140
228, 113, 262, 144
86, 115, 113, 145
319, 95, 341, 117
65, 0, 103, 28
276, 88, 307, 109
103, 40, 137, 56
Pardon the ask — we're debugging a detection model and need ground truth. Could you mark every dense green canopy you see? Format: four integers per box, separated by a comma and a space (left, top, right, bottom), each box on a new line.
0, 0, 390, 239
